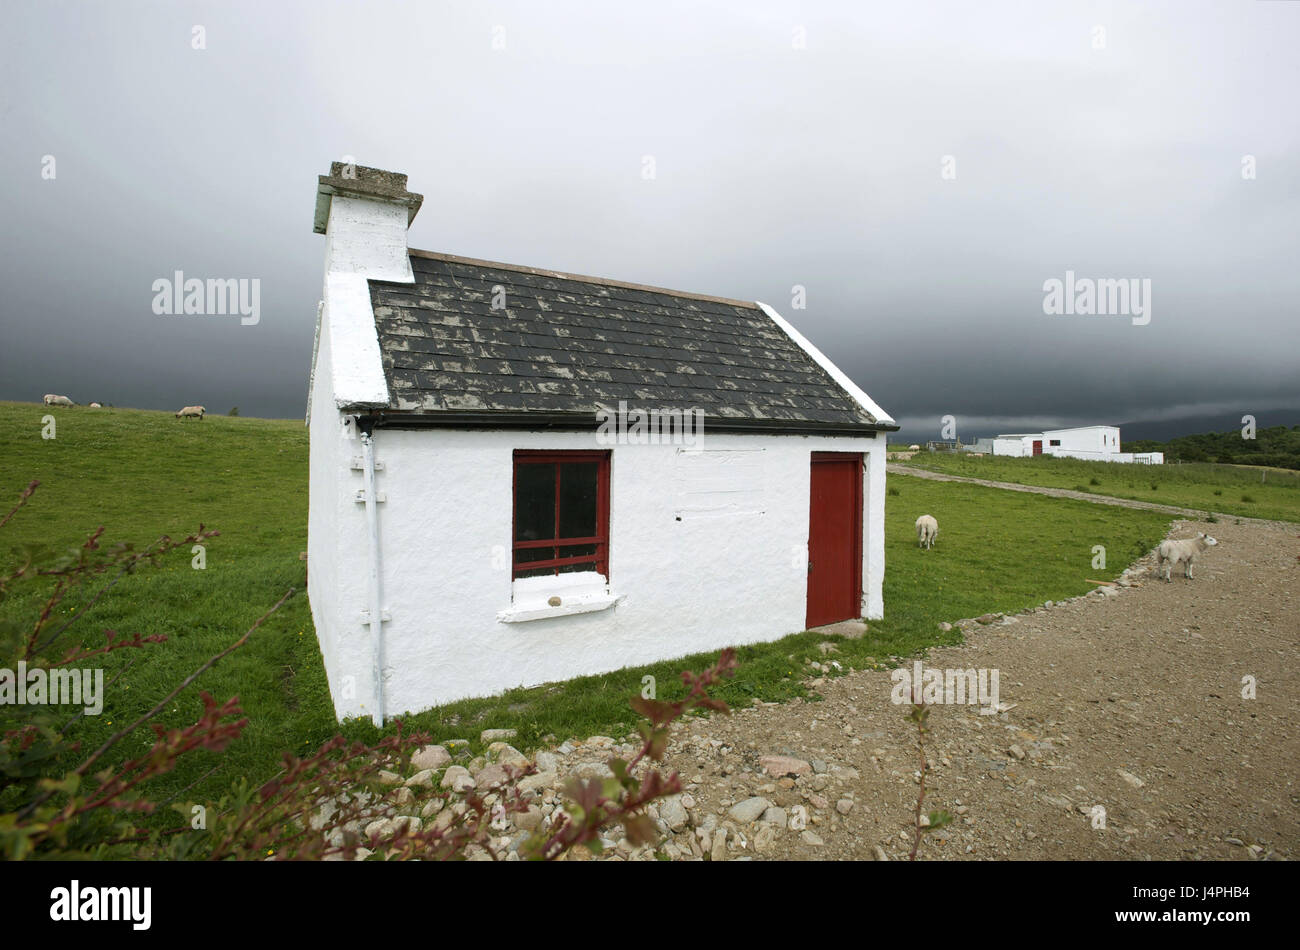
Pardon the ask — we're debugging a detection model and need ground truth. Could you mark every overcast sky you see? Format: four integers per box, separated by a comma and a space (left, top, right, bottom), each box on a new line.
2, 0, 1296, 441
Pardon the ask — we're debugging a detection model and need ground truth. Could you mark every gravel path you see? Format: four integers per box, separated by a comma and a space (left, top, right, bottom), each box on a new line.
634, 512, 1298, 860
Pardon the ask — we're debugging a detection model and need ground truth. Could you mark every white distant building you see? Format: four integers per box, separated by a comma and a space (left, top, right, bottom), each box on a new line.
973, 426, 1162, 464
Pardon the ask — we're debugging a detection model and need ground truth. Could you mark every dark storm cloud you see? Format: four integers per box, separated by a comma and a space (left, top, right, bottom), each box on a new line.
2, 0, 1296, 437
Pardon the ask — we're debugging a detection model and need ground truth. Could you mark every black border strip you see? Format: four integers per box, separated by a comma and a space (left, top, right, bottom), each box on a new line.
353, 409, 898, 437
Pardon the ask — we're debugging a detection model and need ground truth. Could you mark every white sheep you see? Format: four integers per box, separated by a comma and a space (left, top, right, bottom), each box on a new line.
1156, 532, 1218, 581
908, 444, 921, 451
915, 514, 938, 550
43, 394, 74, 407
88, 402, 102, 408
176, 405, 206, 420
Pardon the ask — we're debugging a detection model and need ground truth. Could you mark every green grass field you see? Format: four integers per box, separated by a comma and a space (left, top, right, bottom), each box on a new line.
0, 401, 1173, 823
897, 451, 1300, 523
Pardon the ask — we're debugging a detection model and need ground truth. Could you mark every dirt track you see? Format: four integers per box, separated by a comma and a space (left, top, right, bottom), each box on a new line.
642, 511, 1300, 860
885, 462, 1275, 523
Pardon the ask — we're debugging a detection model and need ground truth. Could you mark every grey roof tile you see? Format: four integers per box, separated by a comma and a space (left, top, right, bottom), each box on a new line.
365, 252, 879, 428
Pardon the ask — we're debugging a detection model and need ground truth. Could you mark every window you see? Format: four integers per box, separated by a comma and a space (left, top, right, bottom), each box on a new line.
512, 450, 610, 580
1049, 439, 1061, 447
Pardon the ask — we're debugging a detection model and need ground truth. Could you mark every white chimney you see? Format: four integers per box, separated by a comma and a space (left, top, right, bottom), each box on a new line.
314, 162, 423, 281
312, 162, 422, 409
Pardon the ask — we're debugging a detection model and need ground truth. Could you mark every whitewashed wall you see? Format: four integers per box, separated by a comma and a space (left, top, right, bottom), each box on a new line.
306, 313, 381, 722
1043, 426, 1119, 458
319, 427, 885, 719
307, 192, 411, 724
992, 437, 1030, 457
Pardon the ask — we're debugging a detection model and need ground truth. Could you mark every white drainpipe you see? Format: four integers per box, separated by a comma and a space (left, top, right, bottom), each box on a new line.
360, 428, 385, 727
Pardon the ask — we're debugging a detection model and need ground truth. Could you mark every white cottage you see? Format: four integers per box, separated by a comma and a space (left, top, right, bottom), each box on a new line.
306, 163, 897, 724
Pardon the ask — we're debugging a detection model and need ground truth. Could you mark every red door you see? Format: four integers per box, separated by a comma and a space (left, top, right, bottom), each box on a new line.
1032, 440, 1043, 456
806, 454, 863, 628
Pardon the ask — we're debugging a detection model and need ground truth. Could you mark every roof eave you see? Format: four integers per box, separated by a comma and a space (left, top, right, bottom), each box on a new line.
356, 409, 897, 436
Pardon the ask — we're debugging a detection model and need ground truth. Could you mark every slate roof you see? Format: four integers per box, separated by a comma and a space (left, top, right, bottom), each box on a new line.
364, 250, 884, 431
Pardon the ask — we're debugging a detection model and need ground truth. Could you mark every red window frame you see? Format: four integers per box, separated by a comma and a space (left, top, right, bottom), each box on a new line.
511, 450, 611, 579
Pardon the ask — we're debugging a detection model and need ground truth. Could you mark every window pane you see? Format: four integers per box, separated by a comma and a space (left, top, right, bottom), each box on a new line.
558, 462, 598, 539
515, 463, 556, 541
515, 564, 560, 579
515, 546, 599, 579
513, 543, 597, 568
515, 546, 556, 564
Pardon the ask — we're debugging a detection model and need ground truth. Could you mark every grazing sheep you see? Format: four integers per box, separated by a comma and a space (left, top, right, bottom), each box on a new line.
908, 444, 921, 451
43, 394, 74, 407
176, 405, 206, 420
915, 514, 938, 550
1156, 532, 1218, 581
88, 402, 102, 409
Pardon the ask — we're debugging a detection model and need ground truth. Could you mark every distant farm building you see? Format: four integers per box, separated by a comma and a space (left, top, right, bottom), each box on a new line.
967, 426, 1162, 464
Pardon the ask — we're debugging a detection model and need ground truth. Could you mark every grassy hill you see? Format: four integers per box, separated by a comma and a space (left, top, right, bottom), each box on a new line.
0, 400, 1174, 828
0, 401, 336, 809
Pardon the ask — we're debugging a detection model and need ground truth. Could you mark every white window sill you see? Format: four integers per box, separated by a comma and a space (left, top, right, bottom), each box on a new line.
497, 571, 622, 624
497, 591, 623, 623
